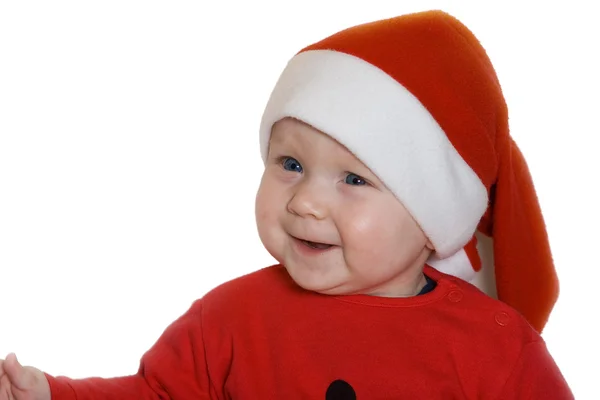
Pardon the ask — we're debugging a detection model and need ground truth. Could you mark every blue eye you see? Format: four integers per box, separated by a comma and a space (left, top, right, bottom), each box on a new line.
282, 157, 303, 173
345, 173, 366, 186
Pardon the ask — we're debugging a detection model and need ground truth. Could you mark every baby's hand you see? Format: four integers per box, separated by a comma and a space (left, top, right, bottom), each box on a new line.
0, 354, 50, 400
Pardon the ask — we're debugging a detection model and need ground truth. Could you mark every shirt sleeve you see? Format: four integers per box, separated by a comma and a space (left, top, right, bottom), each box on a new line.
497, 338, 574, 399
45, 299, 219, 400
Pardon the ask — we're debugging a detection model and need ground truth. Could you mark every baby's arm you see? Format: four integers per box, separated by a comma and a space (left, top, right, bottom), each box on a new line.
2, 300, 216, 400
497, 338, 573, 399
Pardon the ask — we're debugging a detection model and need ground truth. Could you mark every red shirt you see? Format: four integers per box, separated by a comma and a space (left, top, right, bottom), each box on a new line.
46, 265, 573, 399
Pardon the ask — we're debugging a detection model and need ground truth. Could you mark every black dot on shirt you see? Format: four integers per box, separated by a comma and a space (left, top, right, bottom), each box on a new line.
326, 380, 356, 400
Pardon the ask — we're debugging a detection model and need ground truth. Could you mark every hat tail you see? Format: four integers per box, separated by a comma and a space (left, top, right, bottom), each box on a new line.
492, 137, 559, 332
428, 233, 497, 299
427, 235, 481, 281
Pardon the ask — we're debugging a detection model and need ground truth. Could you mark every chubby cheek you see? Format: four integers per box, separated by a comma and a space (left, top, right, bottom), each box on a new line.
340, 202, 422, 270
255, 178, 286, 261
343, 210, 393, 262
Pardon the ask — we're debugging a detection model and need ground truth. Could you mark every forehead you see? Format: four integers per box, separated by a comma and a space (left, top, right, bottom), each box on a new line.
270, 118, 352, 158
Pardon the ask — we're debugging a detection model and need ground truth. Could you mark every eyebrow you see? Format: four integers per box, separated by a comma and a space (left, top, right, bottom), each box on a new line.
268, 137, 289, 156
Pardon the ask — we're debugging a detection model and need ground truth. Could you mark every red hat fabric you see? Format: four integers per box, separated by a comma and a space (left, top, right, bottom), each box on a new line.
259, 10, 559, 332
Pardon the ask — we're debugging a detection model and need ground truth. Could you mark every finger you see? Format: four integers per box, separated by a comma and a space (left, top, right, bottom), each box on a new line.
3, 354, 28, 391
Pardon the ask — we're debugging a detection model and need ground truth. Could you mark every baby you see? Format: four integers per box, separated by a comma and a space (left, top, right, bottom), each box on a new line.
0, 10, 573, 399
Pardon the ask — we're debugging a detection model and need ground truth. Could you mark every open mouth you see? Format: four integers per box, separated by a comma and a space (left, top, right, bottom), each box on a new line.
300, 239, 332, 250
292, 235, 334, 251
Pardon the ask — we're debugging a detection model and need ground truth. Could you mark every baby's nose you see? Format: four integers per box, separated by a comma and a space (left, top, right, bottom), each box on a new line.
326, 380, 356, 400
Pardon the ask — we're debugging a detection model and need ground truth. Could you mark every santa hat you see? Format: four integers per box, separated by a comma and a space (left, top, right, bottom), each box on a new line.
259, 10, 559, 332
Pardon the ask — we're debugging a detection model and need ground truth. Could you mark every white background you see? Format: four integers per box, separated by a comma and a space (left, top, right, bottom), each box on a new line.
1, 1, 598, 398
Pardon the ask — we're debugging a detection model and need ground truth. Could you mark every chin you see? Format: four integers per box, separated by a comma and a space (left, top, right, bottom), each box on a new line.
283, 264, 347, 295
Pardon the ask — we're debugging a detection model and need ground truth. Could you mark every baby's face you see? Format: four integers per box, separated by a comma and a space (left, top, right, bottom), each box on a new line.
255, 118, 433, 297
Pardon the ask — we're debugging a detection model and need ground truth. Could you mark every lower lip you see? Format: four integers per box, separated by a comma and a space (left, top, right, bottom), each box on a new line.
291, 236, 335, 256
